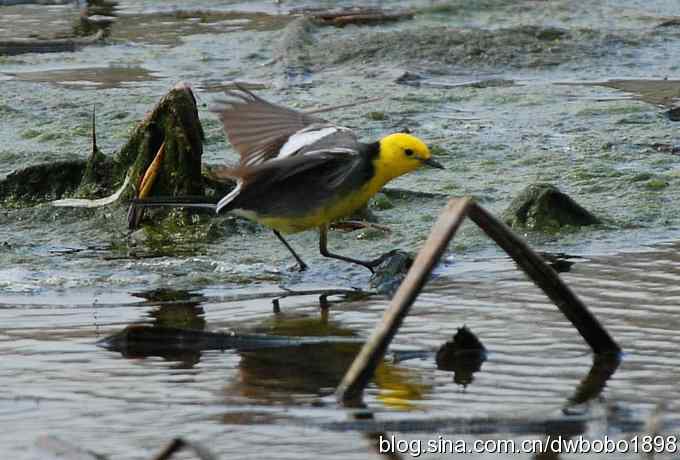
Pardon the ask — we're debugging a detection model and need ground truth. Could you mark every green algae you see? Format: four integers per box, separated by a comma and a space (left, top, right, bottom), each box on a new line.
20, 129, 41, 140
366, 111, 386, 121
646, 178, 669, 190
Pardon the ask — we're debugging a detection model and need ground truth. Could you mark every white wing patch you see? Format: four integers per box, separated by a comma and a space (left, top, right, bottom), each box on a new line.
299, 147, 357, 157
278, 126, 346, 159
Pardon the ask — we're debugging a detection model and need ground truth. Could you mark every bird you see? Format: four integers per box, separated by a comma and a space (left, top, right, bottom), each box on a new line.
133, 85, 444, 272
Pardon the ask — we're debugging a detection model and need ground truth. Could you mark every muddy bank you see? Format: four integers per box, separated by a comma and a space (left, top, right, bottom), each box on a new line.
279, 22, 644, 71
574, 79, 680, 107
0, 30, 104, 56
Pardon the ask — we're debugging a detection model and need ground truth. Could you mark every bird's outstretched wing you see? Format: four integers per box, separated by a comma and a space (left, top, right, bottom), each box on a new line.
211, 84, 333, 167
227, 150, 369, 220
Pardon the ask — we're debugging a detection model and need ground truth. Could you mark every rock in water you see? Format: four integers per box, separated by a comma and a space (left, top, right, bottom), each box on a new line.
502, 183, 600, 233
368, 250, 414, 295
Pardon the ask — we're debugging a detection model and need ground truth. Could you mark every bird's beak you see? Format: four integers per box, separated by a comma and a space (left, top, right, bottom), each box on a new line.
423, 157, 445, 169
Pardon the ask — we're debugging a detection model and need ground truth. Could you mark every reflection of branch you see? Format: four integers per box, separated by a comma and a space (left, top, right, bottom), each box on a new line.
566, 352, 621, 407
187, 286, 373, 305
351, 410, 404, 460
304, 7, 414, 27
531, 353, 620, 459
278, 286, 369, 296
365, 432, 404, 460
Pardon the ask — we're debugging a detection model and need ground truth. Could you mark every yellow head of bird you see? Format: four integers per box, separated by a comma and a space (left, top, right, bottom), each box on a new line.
377, 133, 444, 181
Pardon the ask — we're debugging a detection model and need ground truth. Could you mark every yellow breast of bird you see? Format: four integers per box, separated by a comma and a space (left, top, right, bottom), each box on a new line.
256, 175, 386, 234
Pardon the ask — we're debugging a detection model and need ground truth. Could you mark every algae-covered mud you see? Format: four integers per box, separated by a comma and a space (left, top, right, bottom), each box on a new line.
2, 1, 680, 459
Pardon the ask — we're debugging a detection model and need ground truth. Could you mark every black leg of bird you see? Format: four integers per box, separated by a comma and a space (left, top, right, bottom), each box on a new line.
318, 225, 386, 273
272, 230, 308, 271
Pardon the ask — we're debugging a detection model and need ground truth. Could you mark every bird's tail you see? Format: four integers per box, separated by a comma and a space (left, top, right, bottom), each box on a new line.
128, 196, 218, 230
129, 180, 242, 229
131, 195, 218, 210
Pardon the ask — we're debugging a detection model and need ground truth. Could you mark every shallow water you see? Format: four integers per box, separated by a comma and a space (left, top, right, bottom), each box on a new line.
2, 0, 680, 458
4, 245, 680, 459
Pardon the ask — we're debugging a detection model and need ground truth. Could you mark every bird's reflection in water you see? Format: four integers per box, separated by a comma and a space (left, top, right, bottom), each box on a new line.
104, 289, 431, 407
228, 311, 430, 408
234, 342, 362, 402
229, 312, 361, 403
374, 364, 431, 411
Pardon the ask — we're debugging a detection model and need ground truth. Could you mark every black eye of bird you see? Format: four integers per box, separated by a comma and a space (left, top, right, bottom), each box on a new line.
405, 148, 414, 156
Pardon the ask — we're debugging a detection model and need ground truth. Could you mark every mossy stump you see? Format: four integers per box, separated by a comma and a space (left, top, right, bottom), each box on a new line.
115, 83, 204, 227
118, 83, 204, 201
0, 83, 205, 213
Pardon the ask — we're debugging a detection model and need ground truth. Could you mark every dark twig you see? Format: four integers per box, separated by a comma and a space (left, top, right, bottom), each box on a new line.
336, 197, 620, 404
152, 439, 185, 460
336, 198, 473, 403
151, 438, 218, 460
305, 8, 414, 27
91, 105, 97, 160
466, 202, 619, 354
